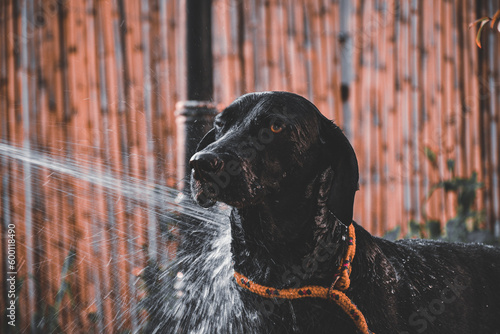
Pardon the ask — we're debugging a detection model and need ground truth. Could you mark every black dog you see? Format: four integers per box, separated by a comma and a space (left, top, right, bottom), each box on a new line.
189, 91, 500, 333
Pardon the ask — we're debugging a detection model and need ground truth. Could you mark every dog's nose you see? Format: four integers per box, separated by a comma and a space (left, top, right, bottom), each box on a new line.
189, 152, 224, 179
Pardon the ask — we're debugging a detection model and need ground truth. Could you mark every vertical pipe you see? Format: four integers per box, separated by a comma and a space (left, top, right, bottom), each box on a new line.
176, 0, 216, 192
186, 0, 213, 101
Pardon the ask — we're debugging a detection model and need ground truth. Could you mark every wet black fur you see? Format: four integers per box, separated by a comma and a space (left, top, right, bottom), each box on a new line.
190, 91, 500, 333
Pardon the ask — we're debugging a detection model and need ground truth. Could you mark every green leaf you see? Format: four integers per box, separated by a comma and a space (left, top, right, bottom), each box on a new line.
408, 220, 422, 238
446, 217, 468, 242
438, 180, 458, 192
383, 226, 401, 241
426, 220, 442, 239
424, 146, 438, 168
54, 248, 77, 311
446, 159, 455, 173
466, 229, 496, 244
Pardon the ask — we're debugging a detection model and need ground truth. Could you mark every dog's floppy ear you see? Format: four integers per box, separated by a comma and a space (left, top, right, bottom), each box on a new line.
196, 128, 216, 152
319, 116, 359, 225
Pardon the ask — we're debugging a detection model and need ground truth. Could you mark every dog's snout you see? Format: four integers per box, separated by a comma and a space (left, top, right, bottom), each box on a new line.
190, 152, 225, 179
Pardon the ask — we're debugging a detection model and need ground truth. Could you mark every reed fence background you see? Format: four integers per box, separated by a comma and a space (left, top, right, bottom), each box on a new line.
1, 0, 499, 332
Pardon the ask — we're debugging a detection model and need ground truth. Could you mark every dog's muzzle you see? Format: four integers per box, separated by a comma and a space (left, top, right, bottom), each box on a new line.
190, 152, 225, 181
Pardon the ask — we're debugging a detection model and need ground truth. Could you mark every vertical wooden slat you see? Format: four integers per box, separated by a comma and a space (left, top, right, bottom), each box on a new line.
84, 2, 108, 331
0, 1, 10, 329
433, 0, 447, 226
486, 0, 500, 236
381, 0, 396, 232
19, 0, 36, 330
96, 1, 121, 331
66, 0, 88, 329
491, 0, 500, 237
410, 0, 421, 225
339, 0, 354, 139
114, 0, 139, 329
140, 0, 158, 264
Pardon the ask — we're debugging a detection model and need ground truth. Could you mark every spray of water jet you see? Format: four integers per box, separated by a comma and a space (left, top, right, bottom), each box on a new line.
0, 141, 260, 333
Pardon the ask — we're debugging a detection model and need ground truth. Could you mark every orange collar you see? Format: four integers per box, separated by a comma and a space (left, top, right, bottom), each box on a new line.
234, 223, 373, 334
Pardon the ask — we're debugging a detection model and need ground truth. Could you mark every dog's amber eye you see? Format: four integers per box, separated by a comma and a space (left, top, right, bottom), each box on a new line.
271, 122, 284, 133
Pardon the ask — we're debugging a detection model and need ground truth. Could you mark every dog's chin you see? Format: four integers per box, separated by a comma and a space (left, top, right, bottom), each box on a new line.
190, 173, 266, 209
192, 191, 257, 209
195, 196, 217, 208
218, 190, 266, 209
192, 189, 263, 210
190, 187, 218, 207
190, 183, 217, 208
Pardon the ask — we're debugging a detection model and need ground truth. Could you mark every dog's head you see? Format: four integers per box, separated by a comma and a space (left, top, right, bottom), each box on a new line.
189, 91, 358, 225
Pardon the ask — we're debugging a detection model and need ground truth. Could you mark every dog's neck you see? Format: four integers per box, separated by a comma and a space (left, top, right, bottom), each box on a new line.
230, 168, 351, 288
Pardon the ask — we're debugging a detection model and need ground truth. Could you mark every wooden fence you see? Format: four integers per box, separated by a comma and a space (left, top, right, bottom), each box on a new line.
0, 0, 499, 332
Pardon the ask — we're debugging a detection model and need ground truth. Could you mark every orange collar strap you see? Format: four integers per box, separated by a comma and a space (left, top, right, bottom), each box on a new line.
234, 223, 374, 334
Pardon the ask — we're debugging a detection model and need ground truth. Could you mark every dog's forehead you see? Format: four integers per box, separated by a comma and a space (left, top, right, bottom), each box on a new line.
221, 92, 318, 124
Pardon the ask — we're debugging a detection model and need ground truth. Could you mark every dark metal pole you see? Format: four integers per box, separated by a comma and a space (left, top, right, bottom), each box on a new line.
176, 0, 217, 191
186, 0, 213, 101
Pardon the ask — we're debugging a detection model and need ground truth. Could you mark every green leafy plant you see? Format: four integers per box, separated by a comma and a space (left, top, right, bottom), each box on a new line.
385, 147, 497, 245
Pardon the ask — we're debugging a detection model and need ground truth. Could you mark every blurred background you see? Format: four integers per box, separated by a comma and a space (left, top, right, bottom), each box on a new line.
0, 0, 499, 332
